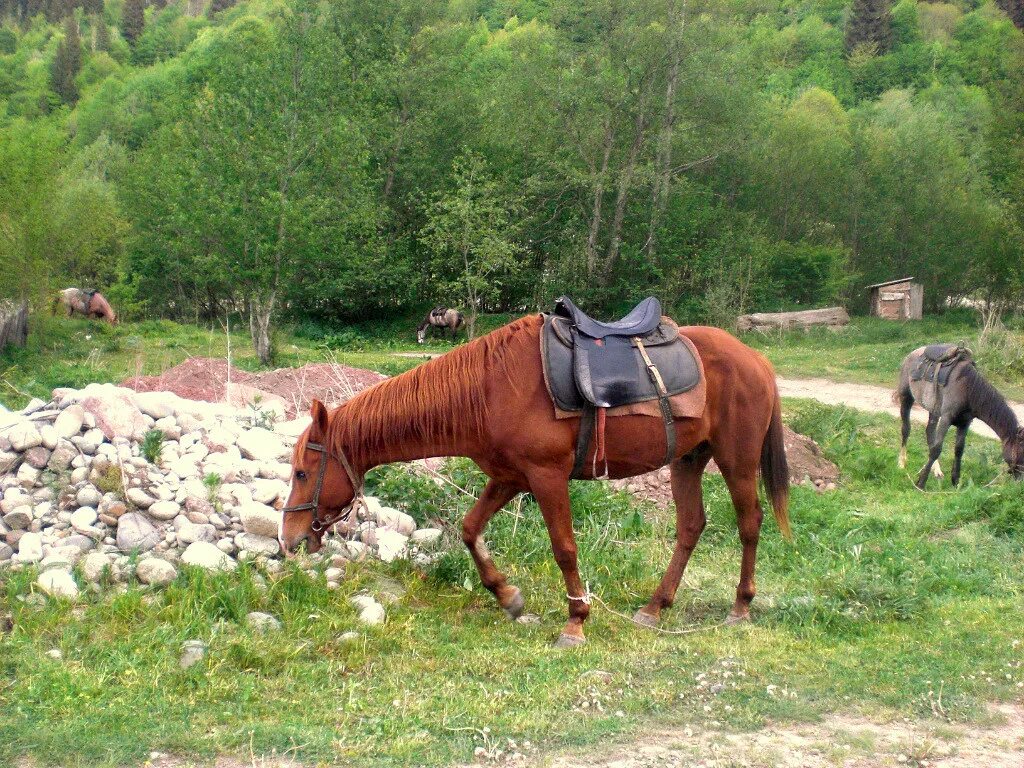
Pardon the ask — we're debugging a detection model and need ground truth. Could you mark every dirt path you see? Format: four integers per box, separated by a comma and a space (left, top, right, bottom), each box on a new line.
548, 702, 1024, 768
777, 377, 1024, 441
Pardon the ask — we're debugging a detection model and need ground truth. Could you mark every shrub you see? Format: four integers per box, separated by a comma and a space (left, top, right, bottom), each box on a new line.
140, 429, 164, 464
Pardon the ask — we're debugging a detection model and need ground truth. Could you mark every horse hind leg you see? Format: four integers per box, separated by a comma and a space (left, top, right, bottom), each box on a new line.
715, 458, 764, 624
462, 480, 525, 619
634, 447, 711, 628
917, 415, 951, 490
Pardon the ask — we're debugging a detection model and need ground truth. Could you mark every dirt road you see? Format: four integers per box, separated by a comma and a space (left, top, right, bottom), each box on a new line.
777, 376, 1024, 441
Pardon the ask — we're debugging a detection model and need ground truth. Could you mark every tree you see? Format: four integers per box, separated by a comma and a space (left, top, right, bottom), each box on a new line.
93, 13, 109, 51
50, 16, 82, 104
420, 152, 522, 339
208, 0, 233, 16
82, 0, 103, 15
846, 0, 894, 54
121, 0, 145, 46
995, 0, 1024, 30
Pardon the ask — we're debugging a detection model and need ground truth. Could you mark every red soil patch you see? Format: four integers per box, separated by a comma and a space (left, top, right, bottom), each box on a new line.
611, 425, 839, 508
123, 358, 386, 418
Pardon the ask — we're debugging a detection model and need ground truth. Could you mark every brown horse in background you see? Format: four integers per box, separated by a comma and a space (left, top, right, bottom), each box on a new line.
281, 314, 790, 647
52, 288, 118, 324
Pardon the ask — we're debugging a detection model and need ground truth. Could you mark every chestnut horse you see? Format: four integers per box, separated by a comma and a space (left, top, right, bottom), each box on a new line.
281, 314, 790, 647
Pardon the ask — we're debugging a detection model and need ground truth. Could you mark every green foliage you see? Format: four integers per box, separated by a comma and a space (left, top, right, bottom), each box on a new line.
140, 428, 164, 464
94, 463, 125, 496
50, 16, 82, 104
121, 0, 145, 46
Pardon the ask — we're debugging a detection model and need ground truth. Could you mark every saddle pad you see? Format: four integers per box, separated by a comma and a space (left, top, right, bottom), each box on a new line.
540, 314, 706, 420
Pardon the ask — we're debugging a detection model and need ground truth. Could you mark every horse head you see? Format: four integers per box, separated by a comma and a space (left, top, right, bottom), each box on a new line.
279, 400, 363, 554
417, 326, 427, 344
1005, 426, 1024, 480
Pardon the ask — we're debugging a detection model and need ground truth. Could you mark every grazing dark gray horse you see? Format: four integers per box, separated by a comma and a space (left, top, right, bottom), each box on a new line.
416, 307, 465, 344
897, 344, 1024, 488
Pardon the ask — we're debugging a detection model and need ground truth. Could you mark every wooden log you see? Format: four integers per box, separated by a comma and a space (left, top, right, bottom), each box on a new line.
0, 300, 29, 351
736, 306, 850, 332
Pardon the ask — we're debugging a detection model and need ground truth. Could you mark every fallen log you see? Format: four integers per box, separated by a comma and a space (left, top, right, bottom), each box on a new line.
736, 306, 850, 332
0, 300, 28, 351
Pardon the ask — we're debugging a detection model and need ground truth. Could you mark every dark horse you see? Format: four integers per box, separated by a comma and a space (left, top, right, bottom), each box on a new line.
417, 307, 465, 344
281, 314, 790, 647
52, 288, 118, 325
897, 346, 1024, 488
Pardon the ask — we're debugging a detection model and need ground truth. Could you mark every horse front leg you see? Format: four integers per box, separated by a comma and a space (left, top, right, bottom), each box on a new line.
951, 422, 969, 487
462, 480, 524, 619
527, 470, 589, 647
634, 449, 711, 627
917, 416, 951, 489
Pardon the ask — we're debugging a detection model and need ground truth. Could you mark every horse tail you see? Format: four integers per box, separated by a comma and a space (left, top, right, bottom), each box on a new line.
761, 386, 791, 540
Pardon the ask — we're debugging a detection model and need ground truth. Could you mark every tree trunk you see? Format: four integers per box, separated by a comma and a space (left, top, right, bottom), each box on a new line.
586, 121, 615, 276
644, 0, 685, 262
602, 104, 649, 283
249, 296, 275, 365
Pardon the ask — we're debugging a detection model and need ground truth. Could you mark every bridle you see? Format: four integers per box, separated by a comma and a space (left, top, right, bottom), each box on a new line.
283, 440, 365, 534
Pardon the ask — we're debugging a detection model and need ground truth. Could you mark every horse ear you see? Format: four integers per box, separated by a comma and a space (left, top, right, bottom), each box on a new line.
310, 400, 329, 440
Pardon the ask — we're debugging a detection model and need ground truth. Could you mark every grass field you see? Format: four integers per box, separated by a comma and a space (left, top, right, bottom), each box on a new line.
2, 401, 1023, 767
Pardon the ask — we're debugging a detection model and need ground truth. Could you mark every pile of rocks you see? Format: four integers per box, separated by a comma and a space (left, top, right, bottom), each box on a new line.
0, 384, 444, 599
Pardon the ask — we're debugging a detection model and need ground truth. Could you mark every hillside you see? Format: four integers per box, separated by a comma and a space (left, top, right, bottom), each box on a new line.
1, 0, 1023, 361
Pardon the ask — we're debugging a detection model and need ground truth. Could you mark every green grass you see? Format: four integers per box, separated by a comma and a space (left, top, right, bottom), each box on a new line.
2, 402, 1022, 767
742, 310, 1024, 400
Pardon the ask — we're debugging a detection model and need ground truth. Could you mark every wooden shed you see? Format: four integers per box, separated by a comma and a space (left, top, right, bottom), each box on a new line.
866, 277, 923, 320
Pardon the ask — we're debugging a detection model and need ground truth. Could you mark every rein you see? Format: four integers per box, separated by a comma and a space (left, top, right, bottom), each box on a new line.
283, 440, 365, 533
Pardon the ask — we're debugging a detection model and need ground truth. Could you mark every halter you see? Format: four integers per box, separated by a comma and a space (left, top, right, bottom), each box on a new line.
283, 440, 365, 533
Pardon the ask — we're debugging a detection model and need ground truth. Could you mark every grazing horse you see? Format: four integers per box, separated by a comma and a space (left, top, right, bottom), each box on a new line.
897, 346, 1024, 488
52, 288, 117, 325
417, 307, 465, 344
281, 314, 790, 647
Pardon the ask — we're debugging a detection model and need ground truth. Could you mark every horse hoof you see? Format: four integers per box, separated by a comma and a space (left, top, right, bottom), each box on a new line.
724, 611, 750, 626
632, 610, 658, 628
553, 632, 586, 649
502, 588, 525, 621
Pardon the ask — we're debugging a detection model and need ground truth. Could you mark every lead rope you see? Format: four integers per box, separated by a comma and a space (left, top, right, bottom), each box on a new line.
567, 579, 728, 636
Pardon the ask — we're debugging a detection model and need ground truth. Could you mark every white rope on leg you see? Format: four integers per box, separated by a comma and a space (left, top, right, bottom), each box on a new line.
567, 581, 592, 605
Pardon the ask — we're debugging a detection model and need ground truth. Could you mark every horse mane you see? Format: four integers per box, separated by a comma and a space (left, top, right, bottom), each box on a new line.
328, 315, 536, 465
963, 365, 1019, 440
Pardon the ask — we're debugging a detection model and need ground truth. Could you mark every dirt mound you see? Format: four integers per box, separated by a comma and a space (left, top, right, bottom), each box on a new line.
611, 425, 839, 508
123, 358, 256, 404
123, 358, 387, 418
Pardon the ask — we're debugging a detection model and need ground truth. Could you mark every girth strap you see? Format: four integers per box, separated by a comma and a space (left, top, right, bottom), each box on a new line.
635, 338, 676, 467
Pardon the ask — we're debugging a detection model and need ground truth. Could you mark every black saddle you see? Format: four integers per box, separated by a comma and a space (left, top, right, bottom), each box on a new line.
554, 296, 663, 339
912, 343, 972, 386
542, 296, 701, 477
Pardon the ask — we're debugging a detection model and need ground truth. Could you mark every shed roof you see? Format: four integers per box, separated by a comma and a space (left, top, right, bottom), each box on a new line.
866, 277, 916, 290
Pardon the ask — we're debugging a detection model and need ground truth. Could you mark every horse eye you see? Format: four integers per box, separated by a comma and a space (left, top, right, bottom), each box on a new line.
296, 471, 307, 481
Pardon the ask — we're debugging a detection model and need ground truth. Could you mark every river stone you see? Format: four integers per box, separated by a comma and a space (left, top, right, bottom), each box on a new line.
53, 404, 85, 439
246, 611, 282, 633
137, 557, 178, 586
8, 422, 42, 451
238, 502, 281, 538
181, 541, 237, 571
410, 528, 444, 548
116, 512, 161, 552
76, 384, 148, 440
16, 463, 40, 488
236, 428, 287, 463
376, 507, 417, 536
23, 447, 51, 470
76, 486, 102, 508
179, 639, 207, 669
3, 507, 32, 530
372, 529, 408, 563
176, 522, 216, 545
350, 594, 385, 625
0, 543, 12, 562
81, 552, 113, 582
36, 570, 79, 599
47, 440, 77, 471
70, 506, 98, 530
126, 488, 155, 509
148, 501, 180, 521
0, 450, 20, 474
39, 424, 59, 450
235, 532, 280, 557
